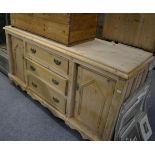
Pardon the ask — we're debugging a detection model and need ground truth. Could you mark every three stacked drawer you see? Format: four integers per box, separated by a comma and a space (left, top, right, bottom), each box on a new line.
26, 43, 68, 114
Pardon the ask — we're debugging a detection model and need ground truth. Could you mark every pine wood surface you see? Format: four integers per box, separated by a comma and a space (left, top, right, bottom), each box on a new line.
11, 13, 97, 46
102, 14, 155, 54
4, 26, 153, 79
4, 26, 154, 140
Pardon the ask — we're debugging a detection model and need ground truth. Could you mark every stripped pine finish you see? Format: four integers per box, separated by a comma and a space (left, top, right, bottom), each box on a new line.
124, 65, 149, 100
11, 36, 25, 83
27, 73, 67, 114
4, 26, 153, 140
26, 59, 68, 96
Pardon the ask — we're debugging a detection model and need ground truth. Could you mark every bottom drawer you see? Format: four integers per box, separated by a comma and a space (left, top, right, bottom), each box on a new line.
28, 73, 66, 114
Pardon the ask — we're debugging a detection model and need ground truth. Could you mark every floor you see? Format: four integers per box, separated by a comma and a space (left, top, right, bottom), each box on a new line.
0, 72, 83, 141
0, 70, 155, 141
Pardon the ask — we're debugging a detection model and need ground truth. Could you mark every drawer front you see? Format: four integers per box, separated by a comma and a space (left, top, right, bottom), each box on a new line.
26, 43, 51, 66
50, 90, 66, 114
26, 59, 67, 95
50, 55, 69, 75
28, 74, 66, 114
26, 43, 69, 75
28, 73, 51, 103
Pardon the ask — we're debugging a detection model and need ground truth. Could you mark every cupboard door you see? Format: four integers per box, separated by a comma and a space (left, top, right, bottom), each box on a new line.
75, 66, 116, 136
11, 37, 25, 82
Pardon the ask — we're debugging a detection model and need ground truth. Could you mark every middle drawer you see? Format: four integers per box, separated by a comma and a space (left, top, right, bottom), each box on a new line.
26, 59, 68, 95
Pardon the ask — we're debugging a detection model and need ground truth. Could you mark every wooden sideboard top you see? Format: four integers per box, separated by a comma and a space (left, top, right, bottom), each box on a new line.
4, 26, 153, 79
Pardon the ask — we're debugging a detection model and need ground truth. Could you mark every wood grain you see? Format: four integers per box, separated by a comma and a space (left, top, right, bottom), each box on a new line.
11, 36, 25, 82
102, 14, 155, 53
74, 66, 116, 138
26, 42, 69, 75
5, 26, 153, 79
28, 72, 67, 114
5, 26, 153, 140
11, 13, 97, 46
26, 58, 68, 96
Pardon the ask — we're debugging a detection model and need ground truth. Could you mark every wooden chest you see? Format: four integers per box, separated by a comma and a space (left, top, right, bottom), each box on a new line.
4, 26, 153, 140
100, 13, 155, 54
10, 13, 97, 46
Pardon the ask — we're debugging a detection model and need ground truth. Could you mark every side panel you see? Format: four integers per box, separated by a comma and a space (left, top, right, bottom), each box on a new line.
11, 36, 25, 82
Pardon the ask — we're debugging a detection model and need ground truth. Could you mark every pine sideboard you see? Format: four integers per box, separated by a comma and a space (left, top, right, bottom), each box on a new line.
4, 26, 153, 140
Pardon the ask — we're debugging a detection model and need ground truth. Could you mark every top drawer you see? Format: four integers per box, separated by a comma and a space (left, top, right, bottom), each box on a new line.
26, 43, 69, 75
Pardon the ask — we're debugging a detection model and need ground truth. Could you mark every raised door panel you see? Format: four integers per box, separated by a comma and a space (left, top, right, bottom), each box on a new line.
11, 36, 25, 82
75, 66, 116, 136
